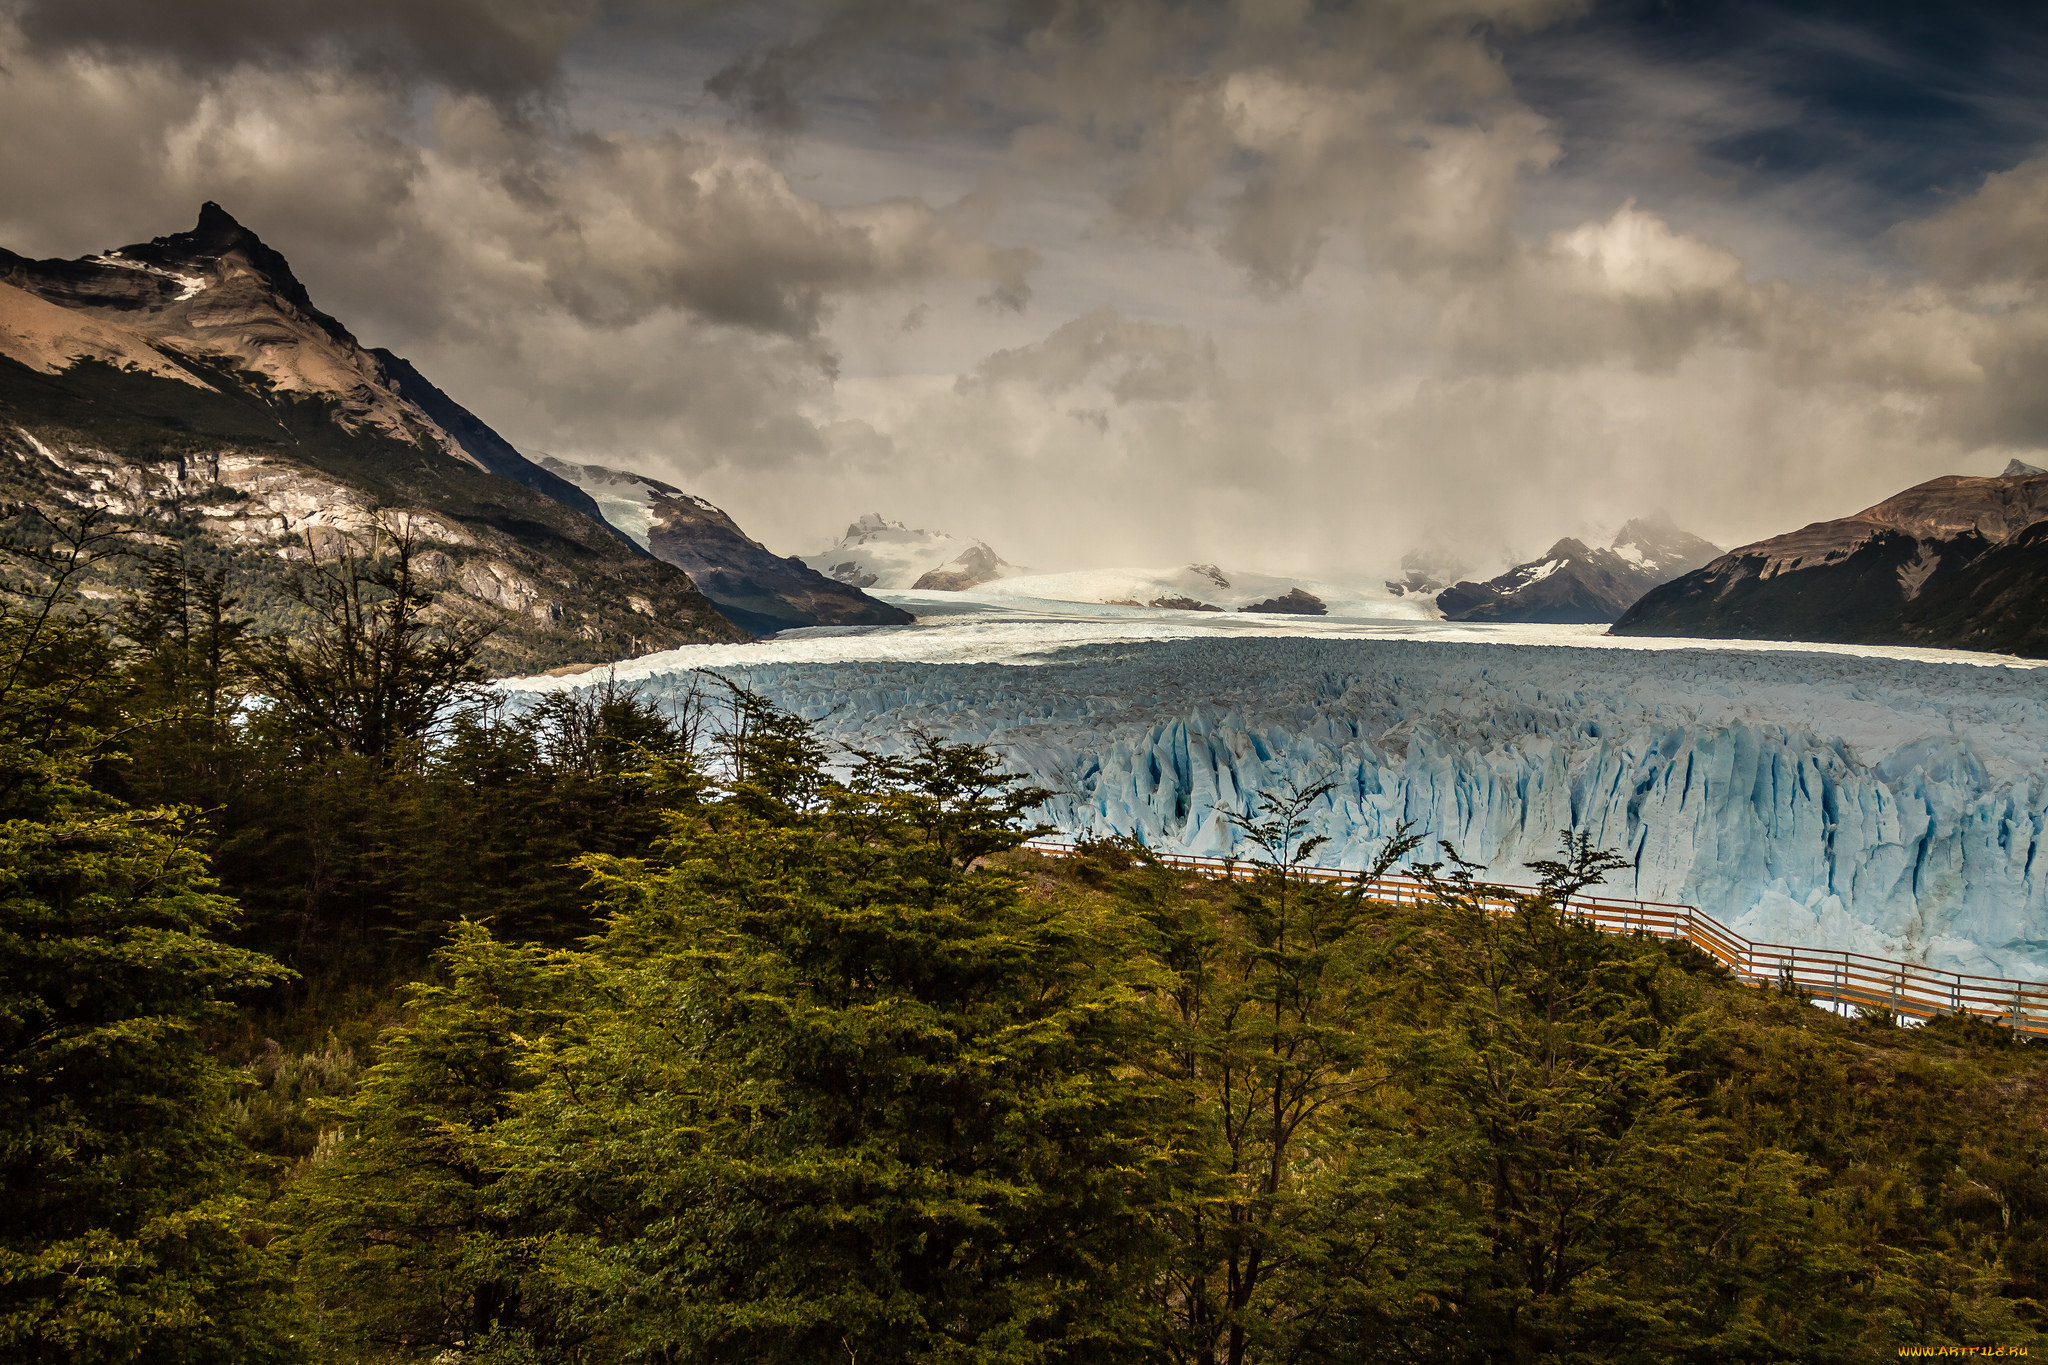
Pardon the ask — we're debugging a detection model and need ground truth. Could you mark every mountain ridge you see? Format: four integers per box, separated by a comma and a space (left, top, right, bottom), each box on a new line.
0, 204, 746, 672
1437, 517, 1722, 624
538, 459, 912, 635
1612, 466, 2048, 655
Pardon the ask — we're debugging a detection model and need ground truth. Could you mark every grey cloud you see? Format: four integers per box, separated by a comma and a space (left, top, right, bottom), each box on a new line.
961, 305, 1217, 403
0, 39, 422, 261
7, 0, 609, 99
434, 310, 839, 481
1440, 204, 1767, 374
701, 0, 1579, 292
1902, 154, 2048, 289
703, 0, 961, 132
428, 118, 1035, 336
7, 0, 2048, 579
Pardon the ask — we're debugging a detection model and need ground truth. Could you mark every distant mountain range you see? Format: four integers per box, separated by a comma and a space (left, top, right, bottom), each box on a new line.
1614, 460, 2048, 656
0, 204, 903, 672
803, 514, 1022, 591
968, 563, 1437, 616
1436, 518, 1723, 624
538, 460, 911, 636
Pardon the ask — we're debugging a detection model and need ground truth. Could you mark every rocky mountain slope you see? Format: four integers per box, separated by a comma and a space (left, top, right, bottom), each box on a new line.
803, 513, 1021, 591
1612, 462, 2048, 656
1437, 518, 1722, 624
0, 204, 745, 672
539, 459, 911, 636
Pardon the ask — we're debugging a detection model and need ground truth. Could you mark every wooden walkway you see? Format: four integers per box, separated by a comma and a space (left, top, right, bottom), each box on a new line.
1021, 839, 2048, 1036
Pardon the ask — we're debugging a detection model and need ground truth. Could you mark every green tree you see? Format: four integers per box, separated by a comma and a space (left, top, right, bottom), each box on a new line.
285, 925, 575, 1360
249, 523, 490, 766
0, 510, 293, 1363
1101, 788, 1434, 1365
1378, 836, 1823, 1363
289, 701, 1185, 1363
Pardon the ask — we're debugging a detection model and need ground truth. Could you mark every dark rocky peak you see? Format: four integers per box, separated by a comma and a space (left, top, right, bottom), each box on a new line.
1438, 518, 1720, 625
128, 201, 269, 266
131, 202, 352, 341
0, 203, 355, 348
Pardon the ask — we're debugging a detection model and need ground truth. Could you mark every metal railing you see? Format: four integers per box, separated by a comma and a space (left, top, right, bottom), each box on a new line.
1021, 838, 2048, 1035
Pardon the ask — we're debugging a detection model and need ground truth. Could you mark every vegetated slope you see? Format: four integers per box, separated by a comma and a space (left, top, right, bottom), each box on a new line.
1438, 517, 1722, 624
1614, 461, 2048, 655
803, 512, 1021, 590
0, 204, 744, 671
540, 459, 912, 635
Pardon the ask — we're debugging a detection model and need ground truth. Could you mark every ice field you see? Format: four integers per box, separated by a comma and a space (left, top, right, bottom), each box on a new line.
509, 592, 2048, 979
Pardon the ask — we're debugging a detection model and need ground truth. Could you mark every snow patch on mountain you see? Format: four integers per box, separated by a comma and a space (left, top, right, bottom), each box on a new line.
534, 457, 711, 550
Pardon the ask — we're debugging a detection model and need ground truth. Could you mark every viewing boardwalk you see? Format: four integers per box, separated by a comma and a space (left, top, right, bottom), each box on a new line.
1024, 839, 2048, 1036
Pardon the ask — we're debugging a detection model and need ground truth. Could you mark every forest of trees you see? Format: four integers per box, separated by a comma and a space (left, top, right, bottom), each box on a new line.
5, 507, 2048, 1364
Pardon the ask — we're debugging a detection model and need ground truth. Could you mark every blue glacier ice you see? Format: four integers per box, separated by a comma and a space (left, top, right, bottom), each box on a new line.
529, 635, 2048, 980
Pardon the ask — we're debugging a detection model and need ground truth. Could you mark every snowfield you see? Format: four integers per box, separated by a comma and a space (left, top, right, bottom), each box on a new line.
974, 566, 1428, 616
508, 595, 2048, 980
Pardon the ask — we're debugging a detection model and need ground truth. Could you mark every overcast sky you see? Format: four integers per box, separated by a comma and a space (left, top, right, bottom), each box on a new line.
4, 0, 2046, 578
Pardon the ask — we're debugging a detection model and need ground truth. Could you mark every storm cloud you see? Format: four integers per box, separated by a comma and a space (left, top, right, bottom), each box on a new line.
9, 0, 603, 99
2, 0, 2045, 575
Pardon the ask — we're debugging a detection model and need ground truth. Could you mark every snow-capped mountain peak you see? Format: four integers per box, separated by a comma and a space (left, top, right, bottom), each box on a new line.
1609, 516, 1723, 576
802, 514, 1021, 591
1437, 520, 1723, 624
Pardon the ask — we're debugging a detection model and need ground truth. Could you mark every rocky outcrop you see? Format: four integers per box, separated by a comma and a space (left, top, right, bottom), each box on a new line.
1240, 588, 1327, 615
912, 543, 1010, 591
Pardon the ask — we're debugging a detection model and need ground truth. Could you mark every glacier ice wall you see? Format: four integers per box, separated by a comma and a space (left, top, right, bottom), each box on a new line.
608, 638, 2048, 979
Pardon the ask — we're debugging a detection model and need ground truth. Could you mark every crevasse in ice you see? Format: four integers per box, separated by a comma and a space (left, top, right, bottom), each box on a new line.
607, 638, 2048, 980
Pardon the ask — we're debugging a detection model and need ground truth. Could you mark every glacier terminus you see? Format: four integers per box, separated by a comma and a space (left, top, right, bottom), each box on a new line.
518, 616, 2048, 982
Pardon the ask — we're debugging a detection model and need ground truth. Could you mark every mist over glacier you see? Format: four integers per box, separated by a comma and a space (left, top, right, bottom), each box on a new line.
555, 634, 2048, 980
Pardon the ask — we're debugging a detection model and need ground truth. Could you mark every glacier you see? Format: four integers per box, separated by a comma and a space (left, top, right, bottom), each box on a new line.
511, 610, 2048, 981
